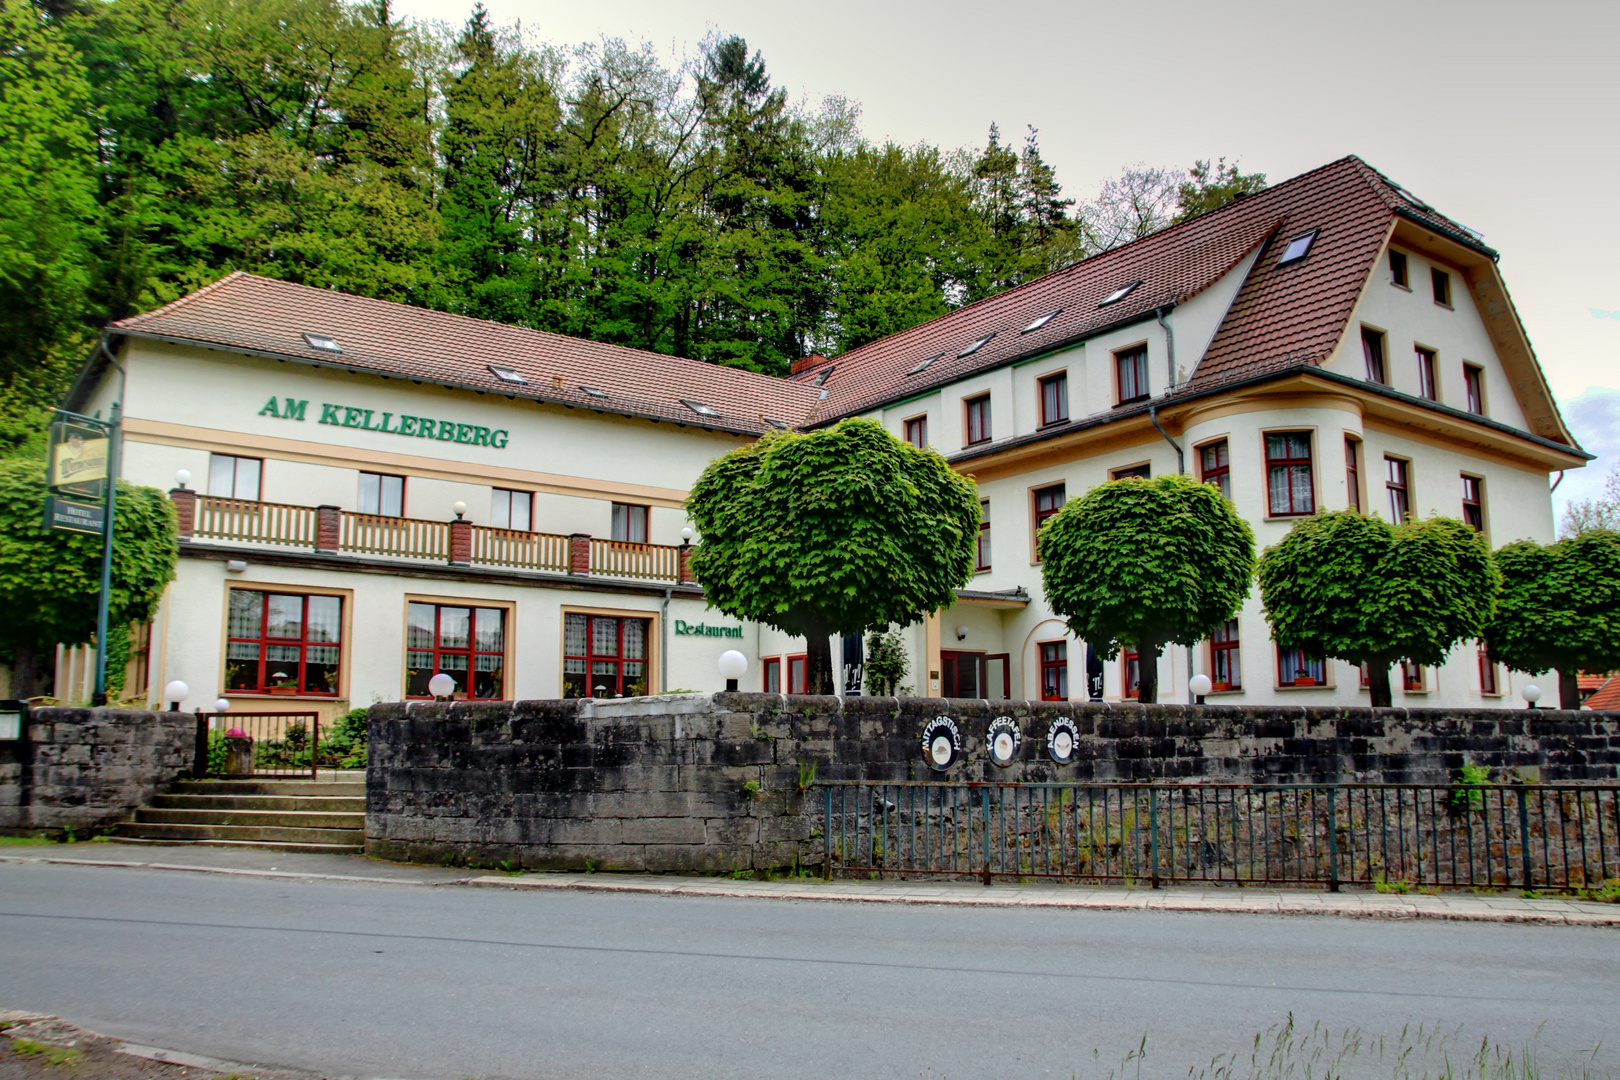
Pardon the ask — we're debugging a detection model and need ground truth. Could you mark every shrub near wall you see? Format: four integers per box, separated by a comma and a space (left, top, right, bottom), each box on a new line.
364, 694, 1620, 874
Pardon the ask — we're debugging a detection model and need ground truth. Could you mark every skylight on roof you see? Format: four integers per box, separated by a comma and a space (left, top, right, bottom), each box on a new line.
907, 353, 945, 376
680, 399, 720, 418
488, 364, 527, 384
1278, 229, 1318, 265
812, 366, 835, 386
958, 333, 995, 358
580, 385, 608, 398
1098, 281, 1141, 307
1022, 308, 1061, 334
302, 332, 342, 353
762, 417, 789, 430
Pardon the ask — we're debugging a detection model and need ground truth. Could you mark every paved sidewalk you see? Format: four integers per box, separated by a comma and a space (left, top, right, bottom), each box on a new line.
4, 841, 1615, 925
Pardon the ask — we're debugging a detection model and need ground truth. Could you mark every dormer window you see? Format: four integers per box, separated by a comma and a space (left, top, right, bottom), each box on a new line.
488, 365, 527, 384
680, 399, 719, 418
1022, 308, 1061, 333
302, 332, 342, 353
1099, 281, 1141, 307
958, 333, 995, 358
1278, 230, 1318, 265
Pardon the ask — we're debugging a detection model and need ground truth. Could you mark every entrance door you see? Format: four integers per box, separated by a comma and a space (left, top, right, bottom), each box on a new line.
985, 653, 1010, 700
940, 651, 983, 699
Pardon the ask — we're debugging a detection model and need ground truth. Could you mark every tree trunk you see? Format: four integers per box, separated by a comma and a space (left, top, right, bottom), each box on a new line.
1136, 643, 1161, 704
804, 619, 835, 695
10, 642, 40, 701
1559, 669, 1581, 710
1366, 661, 1393, 708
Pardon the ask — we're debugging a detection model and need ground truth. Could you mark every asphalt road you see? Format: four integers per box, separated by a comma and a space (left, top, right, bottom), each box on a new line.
1, 861, 1616, 1080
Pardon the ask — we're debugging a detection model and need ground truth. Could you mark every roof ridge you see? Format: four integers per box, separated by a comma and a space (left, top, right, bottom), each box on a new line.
117, 269, 250, 326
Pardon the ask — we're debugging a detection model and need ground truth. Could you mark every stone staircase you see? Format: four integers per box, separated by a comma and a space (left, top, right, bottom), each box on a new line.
114, 779, 365, 854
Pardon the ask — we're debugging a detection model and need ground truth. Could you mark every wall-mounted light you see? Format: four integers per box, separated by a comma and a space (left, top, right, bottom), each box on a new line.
225, 559, 247, 573
955, 625, 969, 641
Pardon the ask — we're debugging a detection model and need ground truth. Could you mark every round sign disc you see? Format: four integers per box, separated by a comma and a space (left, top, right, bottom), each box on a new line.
985, 717, 1021, 767
1046, 717, 1080, 764
920, 717, 962, 771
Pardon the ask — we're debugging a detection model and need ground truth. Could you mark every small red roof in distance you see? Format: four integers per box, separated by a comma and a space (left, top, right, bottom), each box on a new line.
807, 156, 1496, 419
112, 273, 821, 436
1586, 674, 1620, 712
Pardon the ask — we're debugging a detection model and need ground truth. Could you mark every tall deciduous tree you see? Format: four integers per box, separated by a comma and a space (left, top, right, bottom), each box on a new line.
0, 459, 177, 699
685, 418, 979, 694
1040, 474, 1255, 704
1258, 511, 1499, 708
1559, 464, 1620, 538
1174, 157, 1268, 223
1486, 531, 1620, 709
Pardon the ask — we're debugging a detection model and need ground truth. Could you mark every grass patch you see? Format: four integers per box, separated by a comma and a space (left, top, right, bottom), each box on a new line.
9, 1039, 85, 1067
0, 836, 54, 846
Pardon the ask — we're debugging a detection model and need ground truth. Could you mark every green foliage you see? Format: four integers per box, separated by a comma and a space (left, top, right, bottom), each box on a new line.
686, 418, 979, 693
1174, 157, 1269, 223
0, 459, 176, 681
1039, 474, 1255, 703
795, 759, 818, 795
863, 627, 909, 697
1258, 511, 1500, 706
1486, 530, 1620, 708
1449, 762, 1492, 813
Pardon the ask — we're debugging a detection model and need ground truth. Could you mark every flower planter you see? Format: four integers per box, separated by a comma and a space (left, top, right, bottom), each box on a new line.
267, 685, 299, 695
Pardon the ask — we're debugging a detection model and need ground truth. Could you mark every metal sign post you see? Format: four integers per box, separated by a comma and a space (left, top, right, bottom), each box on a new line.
48, 396, 121, 706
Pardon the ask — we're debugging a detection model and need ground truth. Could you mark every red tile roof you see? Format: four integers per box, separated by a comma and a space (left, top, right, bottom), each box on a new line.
112, 273, 821, 436
1585, 674, 1620, 711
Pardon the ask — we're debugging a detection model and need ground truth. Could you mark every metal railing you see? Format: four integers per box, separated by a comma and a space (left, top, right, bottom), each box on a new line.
589, 537, 681, 580
471, 525, 570, 572
340, 511, 449, 560
195, 496, 317, 547
818, 781, 1620, 893
196, 711, 321, 779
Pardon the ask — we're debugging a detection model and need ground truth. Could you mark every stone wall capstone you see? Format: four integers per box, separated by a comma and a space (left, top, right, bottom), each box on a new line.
0, 707, 195, 834
365, 693, 1620, 873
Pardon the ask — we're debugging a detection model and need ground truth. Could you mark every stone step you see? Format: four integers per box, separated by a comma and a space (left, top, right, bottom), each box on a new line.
114, 822, 364, 845
136, 808, 364, 830
152, 794, 366, 813
104, 837, 364, 855
168, 781, 366, 797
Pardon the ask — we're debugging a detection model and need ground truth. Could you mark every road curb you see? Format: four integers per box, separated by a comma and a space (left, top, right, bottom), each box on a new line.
0, 853, 437, 887
463, 874, 1620, 926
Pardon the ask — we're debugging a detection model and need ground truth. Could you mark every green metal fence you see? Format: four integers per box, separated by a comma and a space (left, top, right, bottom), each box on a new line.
818, 781, 1620, 892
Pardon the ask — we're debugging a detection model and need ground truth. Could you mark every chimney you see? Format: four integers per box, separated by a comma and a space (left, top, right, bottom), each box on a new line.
790, 353, 830, 377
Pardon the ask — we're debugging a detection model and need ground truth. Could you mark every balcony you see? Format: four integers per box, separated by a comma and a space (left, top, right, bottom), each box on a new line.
172, 491, 692, 585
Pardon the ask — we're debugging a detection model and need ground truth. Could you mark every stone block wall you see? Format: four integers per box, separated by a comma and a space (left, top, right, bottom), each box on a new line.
365, 693, 1620, 873
0, 707, 195, 835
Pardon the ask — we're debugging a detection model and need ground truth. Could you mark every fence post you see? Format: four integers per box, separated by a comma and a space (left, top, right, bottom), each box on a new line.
1149, 788, 1161, 889
193, 712, 208, 778
169, 487, 196, 540
823, 785, 832, 881
1516, 785, 1534, 890
315, 505, 341, 554
569, 533, 591, 575
981, 787, 992, 886
1326, 786, 1340, 892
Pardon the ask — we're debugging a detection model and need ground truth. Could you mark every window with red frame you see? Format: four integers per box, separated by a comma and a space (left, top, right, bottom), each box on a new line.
965, 394, 991, 445
1209, 619, 1240, 691
1416, 347, 1438, 401
225, 590, 342, 695
1361, 328, 1387, 384
1477, 643, 1499, 694
1265, 432, 1315, 516
904, 416, 927, 449
561, 612, 647, 699
408, 602, 505, 699
976, 498, 991, 571
1199, 440, 1230, 500
763, 657, 781, 693
1122, 648, 1140, 699
787, 654, 807, 695
1039, 372, 1069, 426
1345, 437, 1362, 512
1032, 483, 1065, 559
1462, 475, 1485, 532
1401, 661, 1426, 692
1112, 463, 1151, 481
1039, 641, 1068, 701
1464, 364, 1486, 415
1277, 644, 1325, 687
1115, 346, 1149, 403
1386, 456, 1411, 522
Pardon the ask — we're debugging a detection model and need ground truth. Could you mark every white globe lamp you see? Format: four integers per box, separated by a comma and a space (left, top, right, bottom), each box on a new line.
452, 501, 467, 520
428, 672, 457, 700
1522, 684, 1543, 710
1189, 674, 1213, 703
174, 469, 191, 490
680, 527, 694, 544
718, 650, 747, 692
213, 698, 231, 713
163, 680, 188, 710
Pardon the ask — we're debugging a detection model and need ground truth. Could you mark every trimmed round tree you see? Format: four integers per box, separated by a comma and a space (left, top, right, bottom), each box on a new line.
686, 417, 980, 694
1039, 473, 1255, 704
1486, 530, 1620, 709
0, 457, 178, 699
1257, 511, 1499, 708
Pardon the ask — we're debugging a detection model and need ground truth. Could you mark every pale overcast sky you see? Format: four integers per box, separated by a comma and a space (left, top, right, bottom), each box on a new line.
395, 0, 1619, 517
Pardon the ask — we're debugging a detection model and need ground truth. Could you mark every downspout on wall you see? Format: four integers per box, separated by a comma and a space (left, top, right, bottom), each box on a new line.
1152, 307, 1195, 703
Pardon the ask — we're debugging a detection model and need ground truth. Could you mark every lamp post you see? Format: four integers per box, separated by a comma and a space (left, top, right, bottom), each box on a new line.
1522, 684, 1543, 710
1189, 673, 1212, 705
718, 650, 747, 692
428, 672, 456, 701
163, 680, 188, 712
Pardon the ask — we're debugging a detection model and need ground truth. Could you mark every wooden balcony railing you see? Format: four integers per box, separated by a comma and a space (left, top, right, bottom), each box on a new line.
471, 525, 570, 573
341, 511, 449, 560
194, 496, 318, 547
590, 538, 682, 581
